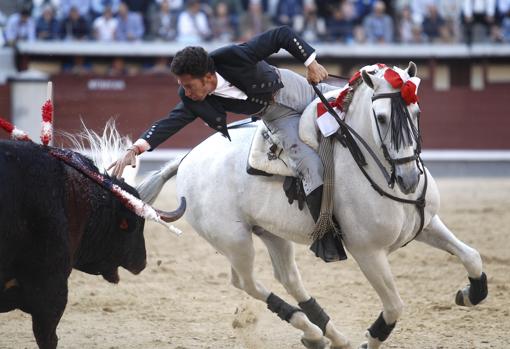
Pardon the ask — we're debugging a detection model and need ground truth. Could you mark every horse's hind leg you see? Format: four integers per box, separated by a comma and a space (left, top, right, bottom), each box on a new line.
418, 215, 487, 307
352, 251, 403, 349
223, 226, 325, 348
258, 229, 352, 349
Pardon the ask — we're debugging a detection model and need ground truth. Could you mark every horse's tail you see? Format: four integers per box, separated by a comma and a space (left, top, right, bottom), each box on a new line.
136, 157, 181, 204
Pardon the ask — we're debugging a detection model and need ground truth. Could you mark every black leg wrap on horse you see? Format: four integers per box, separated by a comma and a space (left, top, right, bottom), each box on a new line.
267, 293, 301, 322
298, 297, 330, 334
468, 272, 488, 305
368, 312, 396, 342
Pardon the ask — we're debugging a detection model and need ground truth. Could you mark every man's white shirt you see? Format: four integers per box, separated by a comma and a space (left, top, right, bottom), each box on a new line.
211, 73, 248, 100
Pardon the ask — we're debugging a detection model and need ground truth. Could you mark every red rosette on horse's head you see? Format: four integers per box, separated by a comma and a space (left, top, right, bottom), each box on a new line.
401, 79, 419, 105
384, 69, 404, 89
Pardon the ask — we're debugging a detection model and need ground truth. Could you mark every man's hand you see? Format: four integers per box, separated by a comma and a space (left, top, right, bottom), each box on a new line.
307, 60, 328, 85
108, 146, 139, 179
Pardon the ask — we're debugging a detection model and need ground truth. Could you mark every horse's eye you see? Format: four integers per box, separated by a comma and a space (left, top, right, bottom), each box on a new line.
377, 114, 386, 124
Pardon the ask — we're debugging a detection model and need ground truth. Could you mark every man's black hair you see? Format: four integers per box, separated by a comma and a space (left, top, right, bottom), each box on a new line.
170, 46, 215, 78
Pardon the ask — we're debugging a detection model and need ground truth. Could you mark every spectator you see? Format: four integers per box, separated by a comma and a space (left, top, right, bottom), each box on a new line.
92, 5, 118, 41
409, 0, 438, 24
438, 0, 463, 42
462, 0, 496, 43
115, 2, 144, 41
238, 0, 272, 41
148, 0, 177, 40
362, 0, 394, 43
0, 10, 6, 47
60, 6, 91, 40
36, 5, 59, 40
352, 0, 376, 24
31, 0, 59, 19
211, 0, 243, 34
176, 0, 212, 43
422, 4, 451, 42
501, 9, 510, 41
295, 2, 326, 43
63, 56, 92, 74
274, 0, 304, 27
326, 1, 355, 43
397, 5, 415, 43
4, 5, 35, 46
144, 57, 172, 74
91, 0, 120, 19
210, 1, 236, 42
60, 0, 92, 20
108, 56, 129, 76
153, 0, 184, 14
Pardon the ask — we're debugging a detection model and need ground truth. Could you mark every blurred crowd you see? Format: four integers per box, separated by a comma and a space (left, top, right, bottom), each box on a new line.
2, 0, 510, 47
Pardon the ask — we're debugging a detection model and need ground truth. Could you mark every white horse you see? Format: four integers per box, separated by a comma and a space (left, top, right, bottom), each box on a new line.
137, 62, 487, 349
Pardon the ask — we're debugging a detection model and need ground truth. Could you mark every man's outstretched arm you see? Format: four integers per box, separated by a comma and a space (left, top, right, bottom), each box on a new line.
238, 25, 328, 84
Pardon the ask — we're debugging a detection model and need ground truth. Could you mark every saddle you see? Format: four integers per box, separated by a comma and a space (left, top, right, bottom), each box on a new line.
246, 89, 341, 177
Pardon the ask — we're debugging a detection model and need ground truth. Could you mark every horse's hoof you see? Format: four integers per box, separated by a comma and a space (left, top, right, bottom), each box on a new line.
456, 272, 488, 307
301, 337, 328, 349
455, 288, 468, 306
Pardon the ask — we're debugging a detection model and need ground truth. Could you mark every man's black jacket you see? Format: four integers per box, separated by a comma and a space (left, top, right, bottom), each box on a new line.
140, 26, 315, 150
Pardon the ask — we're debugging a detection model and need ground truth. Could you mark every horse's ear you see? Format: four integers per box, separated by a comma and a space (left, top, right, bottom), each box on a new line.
361, 70, 375, 89
406, 61, 417, 78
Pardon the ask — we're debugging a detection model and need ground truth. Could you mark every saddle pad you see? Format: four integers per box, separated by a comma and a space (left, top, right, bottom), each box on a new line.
247, 122, 295, 177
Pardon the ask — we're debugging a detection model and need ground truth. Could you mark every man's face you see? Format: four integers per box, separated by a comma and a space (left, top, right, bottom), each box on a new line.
177, 73, 215, 101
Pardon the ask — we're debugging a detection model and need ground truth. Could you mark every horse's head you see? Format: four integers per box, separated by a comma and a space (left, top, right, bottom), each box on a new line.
361, 62, 422, 194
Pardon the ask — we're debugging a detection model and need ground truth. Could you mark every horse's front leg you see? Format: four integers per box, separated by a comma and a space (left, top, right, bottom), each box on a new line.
352, 251, 403, 349
417, 215, 487, 307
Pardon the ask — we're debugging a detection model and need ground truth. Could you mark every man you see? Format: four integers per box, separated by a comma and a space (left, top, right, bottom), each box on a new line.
110, 25, 342, 260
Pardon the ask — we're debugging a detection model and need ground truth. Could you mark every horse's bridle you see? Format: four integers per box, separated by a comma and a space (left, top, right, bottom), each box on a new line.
371, 92, 423, 188
312, 84, 428, 244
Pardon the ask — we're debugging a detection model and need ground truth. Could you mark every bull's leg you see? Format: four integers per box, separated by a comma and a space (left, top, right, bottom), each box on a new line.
352, 251, 403, 349
219, 226, 324, 348
418, 215, 487, 306
29, 277, 68, 349
257, 229, 352, 349
0, 282, 22, 313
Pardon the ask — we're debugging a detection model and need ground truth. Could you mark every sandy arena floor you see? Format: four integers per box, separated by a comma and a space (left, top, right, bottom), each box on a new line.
1, 178, 509, 349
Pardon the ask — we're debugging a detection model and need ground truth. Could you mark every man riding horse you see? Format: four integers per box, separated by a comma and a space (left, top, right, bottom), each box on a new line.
110, 25, 346, 262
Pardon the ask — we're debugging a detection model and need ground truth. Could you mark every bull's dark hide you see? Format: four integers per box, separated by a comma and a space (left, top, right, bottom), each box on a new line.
0, 140, 146, 349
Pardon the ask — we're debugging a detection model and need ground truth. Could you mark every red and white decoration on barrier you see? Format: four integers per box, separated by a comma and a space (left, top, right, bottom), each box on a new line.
0, 117, 32, 141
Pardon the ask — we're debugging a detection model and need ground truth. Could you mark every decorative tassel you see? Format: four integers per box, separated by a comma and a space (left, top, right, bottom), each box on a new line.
41, 99, 53, 145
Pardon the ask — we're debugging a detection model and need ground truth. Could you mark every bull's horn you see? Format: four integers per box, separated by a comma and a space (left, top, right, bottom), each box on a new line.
154, 197, 186, 223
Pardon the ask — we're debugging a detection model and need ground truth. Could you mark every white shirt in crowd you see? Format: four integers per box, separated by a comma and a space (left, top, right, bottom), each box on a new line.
93, 16, 118, 41
462, 0, 496, 17
176, 10, 210, 44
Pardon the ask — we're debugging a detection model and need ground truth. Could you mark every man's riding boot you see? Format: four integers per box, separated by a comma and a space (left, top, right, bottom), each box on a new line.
305, 185, 323, 222
306, 185, 347, 263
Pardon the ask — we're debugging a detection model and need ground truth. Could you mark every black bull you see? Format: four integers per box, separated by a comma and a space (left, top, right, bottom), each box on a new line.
0, 140, 148, 349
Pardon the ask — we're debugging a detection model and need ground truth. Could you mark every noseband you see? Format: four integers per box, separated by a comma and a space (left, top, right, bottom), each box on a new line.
371, 92, 423, 187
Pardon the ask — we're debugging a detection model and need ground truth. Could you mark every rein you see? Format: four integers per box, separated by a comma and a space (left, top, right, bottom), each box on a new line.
312, 84, 428, 242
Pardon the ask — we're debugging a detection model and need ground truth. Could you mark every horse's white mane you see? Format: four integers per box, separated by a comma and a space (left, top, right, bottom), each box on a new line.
60, 119, 139, 186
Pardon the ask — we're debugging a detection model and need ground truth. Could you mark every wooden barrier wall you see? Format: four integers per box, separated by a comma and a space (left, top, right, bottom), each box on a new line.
2, 74, 509, 149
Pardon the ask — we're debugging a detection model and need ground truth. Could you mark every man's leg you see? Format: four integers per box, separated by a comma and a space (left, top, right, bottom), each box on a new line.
262, 112, 324, 219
